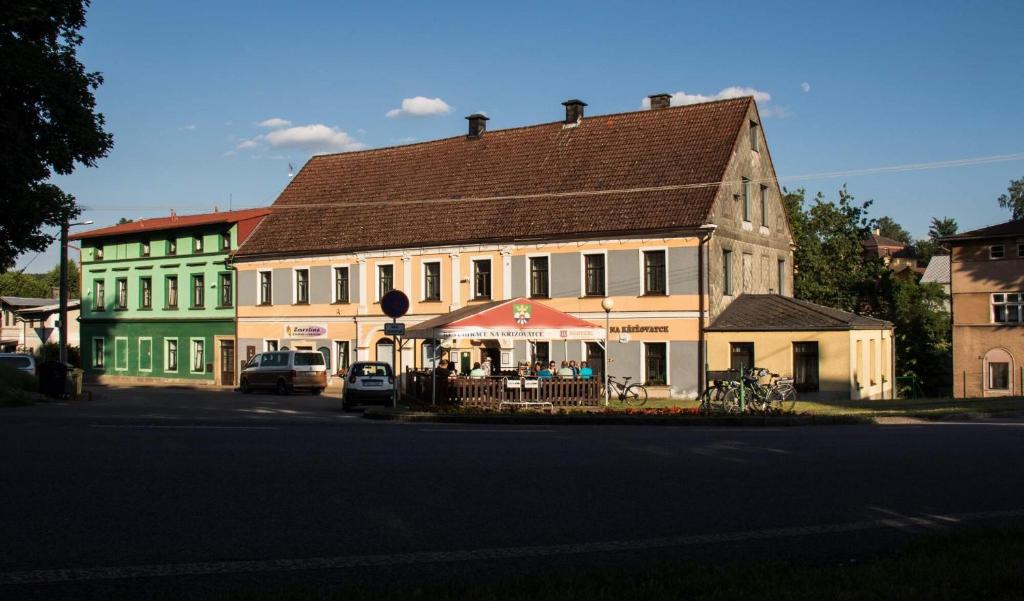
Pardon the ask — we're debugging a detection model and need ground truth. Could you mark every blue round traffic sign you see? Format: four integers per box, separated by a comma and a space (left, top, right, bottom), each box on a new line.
380, 289, 410, 319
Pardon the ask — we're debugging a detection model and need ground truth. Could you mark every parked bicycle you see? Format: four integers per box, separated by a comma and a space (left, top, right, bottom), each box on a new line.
699, 368, 797, 414
605, 375, 648, 406
724, 367, 798, 414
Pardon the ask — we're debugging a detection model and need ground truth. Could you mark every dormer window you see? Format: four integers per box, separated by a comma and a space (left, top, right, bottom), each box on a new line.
167, 238, 177, 255
141, 240, 150, 257
95, 246, 104, 261
193, 235, 204, 253
990, 245, 1005, 259
220, 231, 230, 250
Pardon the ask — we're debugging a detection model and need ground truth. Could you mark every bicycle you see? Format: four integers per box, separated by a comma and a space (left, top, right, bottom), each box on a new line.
724, 367, 798, 414
698, 371, 742, 414
605, 375, 648, 406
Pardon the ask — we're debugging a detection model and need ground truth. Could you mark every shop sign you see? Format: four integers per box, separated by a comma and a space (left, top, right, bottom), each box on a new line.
609, 325, 670, 334
284, 324, 328, 338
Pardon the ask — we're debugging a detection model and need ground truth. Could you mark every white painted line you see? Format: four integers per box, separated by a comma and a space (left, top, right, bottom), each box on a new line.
2, 508, 1022, 585
90, 425, 279, 430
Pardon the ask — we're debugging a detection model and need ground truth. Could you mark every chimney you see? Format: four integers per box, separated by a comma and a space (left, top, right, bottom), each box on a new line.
648, 93, 672, 110
466, 113, 489, 139
562, 99, 587, 124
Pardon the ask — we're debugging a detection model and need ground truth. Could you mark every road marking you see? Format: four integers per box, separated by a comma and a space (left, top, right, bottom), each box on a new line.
89, 425, 280, 430
2, 508, 1022, 585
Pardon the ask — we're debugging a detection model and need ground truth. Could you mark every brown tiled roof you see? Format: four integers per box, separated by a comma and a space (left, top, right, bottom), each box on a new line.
236, 97, 754, 258
862, 233, 907, 248
69, 208, 271, 241
707, 294, 892, 331
942, 218, 1024, 243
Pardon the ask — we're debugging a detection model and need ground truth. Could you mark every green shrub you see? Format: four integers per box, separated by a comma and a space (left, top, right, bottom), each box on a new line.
32, 343, 80, 367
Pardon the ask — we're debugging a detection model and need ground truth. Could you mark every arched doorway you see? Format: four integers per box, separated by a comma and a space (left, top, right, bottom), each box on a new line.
983, 348, 1014, 397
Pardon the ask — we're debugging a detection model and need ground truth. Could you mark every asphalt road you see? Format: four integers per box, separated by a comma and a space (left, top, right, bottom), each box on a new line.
2, 386, 1023, 598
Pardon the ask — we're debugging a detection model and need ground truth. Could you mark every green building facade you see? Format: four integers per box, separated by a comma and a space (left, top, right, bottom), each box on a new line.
73, 209, 269, 385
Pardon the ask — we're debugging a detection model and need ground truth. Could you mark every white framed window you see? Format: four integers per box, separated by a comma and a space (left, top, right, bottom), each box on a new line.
264, 339, 279, 352
258, 270, 272, 305
471, 257, 492, 300
376, 262, 395, 302
293, 267, 310, 304
640, 247, 668, 295
165, 338, 178, 372
114, 336, 128, 371
92, 337, 105, 368
641, 342, 669, 386
422, 260, 442, 301
138, 337, 153, 372
528, 254, 550, 298
992, 293, 1024, 324
990, 245, 1006, 259
332, 265, 350, 303
190, 338, 206, 373
582, 252, 607, 297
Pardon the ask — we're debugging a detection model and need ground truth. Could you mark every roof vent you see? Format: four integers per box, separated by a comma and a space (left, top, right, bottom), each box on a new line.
562, 99, 587, 124
648, 93, 672, 110
466, 113, 489, 139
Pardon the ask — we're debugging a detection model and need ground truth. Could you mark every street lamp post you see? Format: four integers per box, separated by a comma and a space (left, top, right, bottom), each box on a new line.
59, 219, 93, 364
601, 297, 614, 405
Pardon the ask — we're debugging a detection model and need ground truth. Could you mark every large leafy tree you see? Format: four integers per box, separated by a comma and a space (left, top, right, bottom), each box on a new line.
997, 177, 1024, 219
0, 1, 112, 271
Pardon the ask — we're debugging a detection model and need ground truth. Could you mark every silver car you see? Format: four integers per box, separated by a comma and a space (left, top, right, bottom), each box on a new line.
0, 353, 36, 377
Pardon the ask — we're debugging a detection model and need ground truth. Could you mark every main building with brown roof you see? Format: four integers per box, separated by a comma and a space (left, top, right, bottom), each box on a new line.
234, 94, 800, 398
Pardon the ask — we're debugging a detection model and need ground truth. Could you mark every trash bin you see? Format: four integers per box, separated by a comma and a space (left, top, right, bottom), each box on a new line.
37, 361, 71, 399
70, 368, 85, 399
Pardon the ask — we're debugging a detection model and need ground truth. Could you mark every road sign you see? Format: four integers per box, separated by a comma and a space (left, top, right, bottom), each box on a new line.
35, 327, 53, 343
380, 290, 410, 319
384, 322, 406, 336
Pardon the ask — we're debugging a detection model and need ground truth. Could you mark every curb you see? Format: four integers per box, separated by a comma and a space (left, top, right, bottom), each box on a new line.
361, 408, 873, 427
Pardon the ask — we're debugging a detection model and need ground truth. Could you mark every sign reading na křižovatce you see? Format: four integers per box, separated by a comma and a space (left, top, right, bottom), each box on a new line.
608, 325, 670, 334
284, 324, 329, 338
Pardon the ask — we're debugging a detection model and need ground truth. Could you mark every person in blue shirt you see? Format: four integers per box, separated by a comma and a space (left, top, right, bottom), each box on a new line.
579, 361, 593, 380
537, 364, 553, 379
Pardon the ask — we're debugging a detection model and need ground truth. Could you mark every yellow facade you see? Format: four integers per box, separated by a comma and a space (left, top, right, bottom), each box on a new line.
706, 328, 893, 400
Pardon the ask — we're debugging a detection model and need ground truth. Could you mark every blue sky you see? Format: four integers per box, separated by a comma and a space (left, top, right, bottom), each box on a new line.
18, 0, 1024, 270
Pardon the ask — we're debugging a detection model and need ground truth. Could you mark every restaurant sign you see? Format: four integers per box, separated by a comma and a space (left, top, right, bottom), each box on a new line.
284, 324, 328, 338
434, 327, 605, 340
609, 325, 669, 334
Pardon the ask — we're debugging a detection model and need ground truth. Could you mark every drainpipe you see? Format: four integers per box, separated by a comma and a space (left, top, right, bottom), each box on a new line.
696, 224, 717, 393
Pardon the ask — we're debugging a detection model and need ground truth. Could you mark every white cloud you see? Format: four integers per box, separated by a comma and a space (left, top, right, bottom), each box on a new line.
182, 124, 197, 131
642, 87, 772, 109
258, 117, 292, 129
235, 139, 259, 151
801, 82, 811, 93
386, 96, 453, 118
263, 124, 365, 153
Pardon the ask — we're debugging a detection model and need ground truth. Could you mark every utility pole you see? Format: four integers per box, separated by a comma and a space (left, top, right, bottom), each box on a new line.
60, 219, 93, 364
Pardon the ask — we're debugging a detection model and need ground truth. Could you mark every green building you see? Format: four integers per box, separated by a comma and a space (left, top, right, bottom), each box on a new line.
72, 208, 270, 385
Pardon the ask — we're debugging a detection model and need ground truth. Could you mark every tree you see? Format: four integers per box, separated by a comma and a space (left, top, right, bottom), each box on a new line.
0, 1, 113, 271
915, 217, 959, 265
43, 259, 80, 298
875, 216, 912, 244
0, 271, 52, 298
786, 186, 952, 395
997, 177, 1024, 220
116, 217, 134, 225
783, 186, 880, 311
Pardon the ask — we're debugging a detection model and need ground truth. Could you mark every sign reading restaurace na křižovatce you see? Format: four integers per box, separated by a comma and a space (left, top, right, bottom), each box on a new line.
284, 324, 329, 338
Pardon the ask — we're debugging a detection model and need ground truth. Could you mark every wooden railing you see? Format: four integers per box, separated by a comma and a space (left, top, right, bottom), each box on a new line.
404, 370, 601, 409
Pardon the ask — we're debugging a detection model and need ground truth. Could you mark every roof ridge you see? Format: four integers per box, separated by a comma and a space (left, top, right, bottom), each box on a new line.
304, 96, 755, 161
779, 295, 858, 325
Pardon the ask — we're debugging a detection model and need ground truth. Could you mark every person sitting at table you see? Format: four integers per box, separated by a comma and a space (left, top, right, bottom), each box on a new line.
579, 361, 593, 380
532, 361, 543, 376
568, 359, 580, 378
537, 363, 553, 379
469, 362, 486, 378
557, 361, 575, 378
